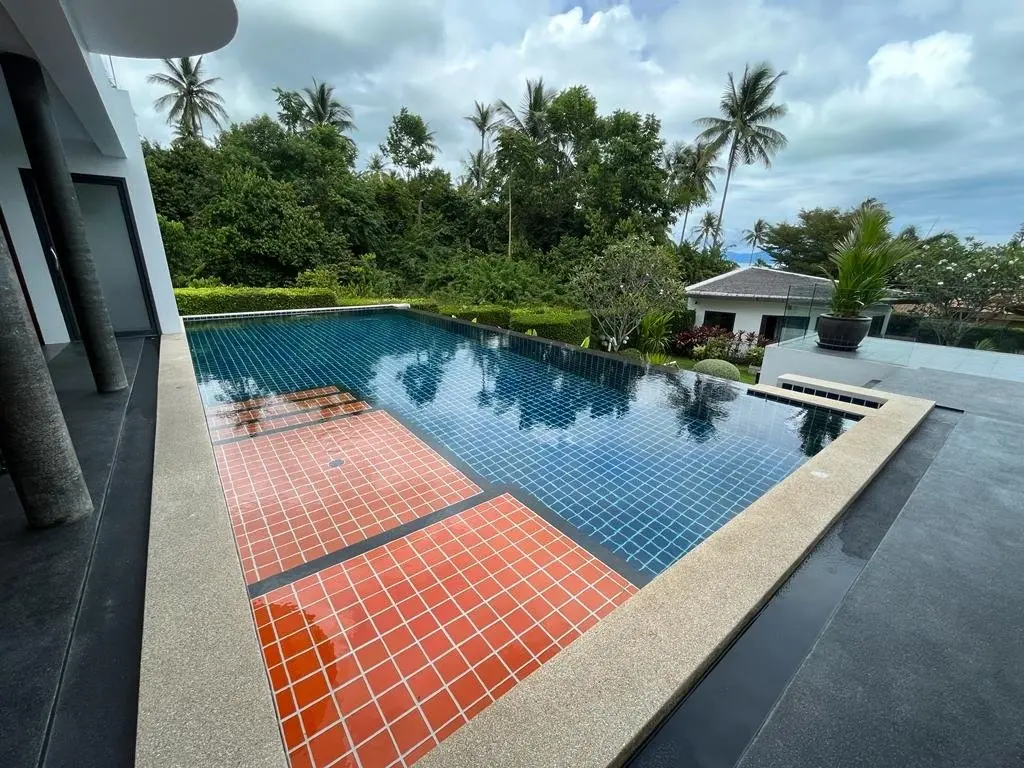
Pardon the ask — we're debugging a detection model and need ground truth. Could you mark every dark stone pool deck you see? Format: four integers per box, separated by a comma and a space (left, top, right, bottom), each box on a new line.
737, 369, 1024, 768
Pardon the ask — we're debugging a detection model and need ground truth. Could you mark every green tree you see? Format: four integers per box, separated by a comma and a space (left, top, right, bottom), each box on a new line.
300, 79, 355, 133
762, 200, 883, 276
461, 149, 494, 192
497, 77, 557, 143
191, 167, 350, 285
570, 235, 682, 351
380, 107, 439, 178
148, 56, 229, 138
693, 210, 720, 248
677, 241, 735, 286
665, 141, 721, 243
742, 217, 768, 265
465, 100, 498, 155
272, 87, 307, 134
896, 236, 1024, 346
695, 62, 788, 240
143, 136, 220, 221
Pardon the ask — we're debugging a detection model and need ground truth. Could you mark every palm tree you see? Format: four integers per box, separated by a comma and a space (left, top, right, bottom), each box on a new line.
667, 141, 723, 244
742, 218, 769, 265
496, 77, 556, 142
462, 149, 494, 191
695, 62, 788, 241
365, 153, 386, 176
465, 100, 498, 155
693, 210, 720, 249
300, 79, 355, 133
148, 56, 229, 138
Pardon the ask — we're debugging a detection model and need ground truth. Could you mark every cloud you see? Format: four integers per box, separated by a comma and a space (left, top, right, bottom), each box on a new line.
114, 0, 1024, 245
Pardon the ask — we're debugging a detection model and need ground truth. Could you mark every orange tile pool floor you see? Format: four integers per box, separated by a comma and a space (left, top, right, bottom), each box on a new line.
207, 386, 638, 767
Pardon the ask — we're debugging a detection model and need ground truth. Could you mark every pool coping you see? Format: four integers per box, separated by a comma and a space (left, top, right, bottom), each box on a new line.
136, 333, 286, 768
159, 308, 932, 767
416, 383, 934, 768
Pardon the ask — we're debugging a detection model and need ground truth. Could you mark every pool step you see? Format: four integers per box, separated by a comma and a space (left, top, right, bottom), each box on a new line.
206, 385, 342, 415
207, 391, 357, 427
209, 399, 371, 442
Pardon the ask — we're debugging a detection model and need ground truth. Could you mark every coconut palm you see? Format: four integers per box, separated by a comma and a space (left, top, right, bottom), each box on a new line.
667, 141, 723, 244
462, 149, 494, 191
301, 79, 355, 133
742, 218, 769, 264
496, 77, 556, 143
465, 100, 498, 155
148, 56, 229, 138
693, 210, 721, 249
695, 62, 788, 241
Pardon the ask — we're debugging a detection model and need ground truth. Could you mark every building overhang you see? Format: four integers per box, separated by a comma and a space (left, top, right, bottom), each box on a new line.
63, 0, 238, 58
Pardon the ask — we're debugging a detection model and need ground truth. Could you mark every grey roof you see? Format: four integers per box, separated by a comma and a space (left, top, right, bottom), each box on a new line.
685, 266, 833, 300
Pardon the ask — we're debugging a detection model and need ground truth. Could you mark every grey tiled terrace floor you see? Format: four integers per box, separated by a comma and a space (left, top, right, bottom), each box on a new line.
781, 334, 1024, 383
738, 369, 1024, 768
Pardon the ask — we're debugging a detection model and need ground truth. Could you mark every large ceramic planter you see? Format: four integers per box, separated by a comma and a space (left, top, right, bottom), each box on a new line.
816, 314, 871, 351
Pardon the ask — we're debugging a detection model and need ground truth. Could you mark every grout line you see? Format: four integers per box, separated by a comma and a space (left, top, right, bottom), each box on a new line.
210, 404, 375, 445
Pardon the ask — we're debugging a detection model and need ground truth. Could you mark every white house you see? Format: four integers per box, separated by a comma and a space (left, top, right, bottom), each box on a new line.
685, 266, 893, 342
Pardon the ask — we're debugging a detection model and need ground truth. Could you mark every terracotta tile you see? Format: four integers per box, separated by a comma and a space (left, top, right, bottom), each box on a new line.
347, 701, 385, 747
355, 729, 399, 768
334, 677, 372, 717
250, 493, 637, 767
308, 724, 350, 766
214, 411, 481, 583
391, 709, 430, 757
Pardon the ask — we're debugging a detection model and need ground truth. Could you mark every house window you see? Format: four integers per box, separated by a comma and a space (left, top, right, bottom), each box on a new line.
702, 311, 736, 332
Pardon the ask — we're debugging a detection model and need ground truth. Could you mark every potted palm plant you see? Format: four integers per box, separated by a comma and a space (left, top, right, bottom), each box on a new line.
817, 207, 916, 351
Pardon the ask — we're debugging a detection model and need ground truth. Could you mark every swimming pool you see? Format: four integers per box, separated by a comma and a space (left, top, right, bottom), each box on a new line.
188, 308, 852, 576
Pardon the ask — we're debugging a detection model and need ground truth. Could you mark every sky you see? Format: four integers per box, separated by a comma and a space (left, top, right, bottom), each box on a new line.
110, 0, 1024, 248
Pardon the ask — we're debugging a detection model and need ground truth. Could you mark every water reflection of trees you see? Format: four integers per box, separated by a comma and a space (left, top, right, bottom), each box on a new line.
396, 342, 457, 406
667, 373, 739, 443
471, 342, 646, 430
793, 407, 847, 457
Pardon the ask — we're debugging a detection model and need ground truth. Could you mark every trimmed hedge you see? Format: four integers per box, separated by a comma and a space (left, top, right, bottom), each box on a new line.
336, 296, 440, 312
510, 307, 591, 345
175, 287, 337, 315
437, 304, 512, 327
693, 358, 741, 381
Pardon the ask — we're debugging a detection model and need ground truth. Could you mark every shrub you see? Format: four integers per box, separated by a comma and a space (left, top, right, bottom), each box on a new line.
438, 304, 512, 327
668, 308, 696, 335
510, 308, 591, 345
676, 327, 769, 362
295, 267, 341, 290
174, 287, 337, 315
692, 359, 741, 381
638, 311, 675, 354
746, 346, 765, 366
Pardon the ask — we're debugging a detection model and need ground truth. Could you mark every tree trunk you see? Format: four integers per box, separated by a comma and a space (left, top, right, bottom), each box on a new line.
1, 53, 127, 393
716, 136, 739, 244
0, 234, 93, 527
679, 207, 691, 246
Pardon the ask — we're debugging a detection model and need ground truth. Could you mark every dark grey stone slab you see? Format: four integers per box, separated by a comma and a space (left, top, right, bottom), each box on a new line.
877, 367, 1024, 424
738, 409, 1024, 768
0, 340, 146, 768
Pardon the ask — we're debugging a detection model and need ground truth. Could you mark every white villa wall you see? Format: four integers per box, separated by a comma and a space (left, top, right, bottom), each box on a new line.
686, 296, 891, 339
0, 63, 179, 343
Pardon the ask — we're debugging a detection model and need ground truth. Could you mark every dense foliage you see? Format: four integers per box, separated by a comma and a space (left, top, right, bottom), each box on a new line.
894, 237, 1024, 346
145, 71, 780, 303
692, 359, 742, 381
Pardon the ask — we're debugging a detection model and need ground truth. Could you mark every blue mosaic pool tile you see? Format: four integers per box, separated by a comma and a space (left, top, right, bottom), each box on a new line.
187, 310, 853, 576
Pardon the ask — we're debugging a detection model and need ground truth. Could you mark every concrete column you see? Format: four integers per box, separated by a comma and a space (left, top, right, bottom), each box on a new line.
0, 233, 93, 527
0, 53, 127, 393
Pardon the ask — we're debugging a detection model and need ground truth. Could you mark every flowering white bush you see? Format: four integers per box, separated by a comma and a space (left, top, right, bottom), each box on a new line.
897, 235, 1024, 346
570, 235, 682, 352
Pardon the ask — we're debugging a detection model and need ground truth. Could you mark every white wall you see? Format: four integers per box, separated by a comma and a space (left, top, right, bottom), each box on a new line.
686, 296, 890, 339
0, 72, 180, 343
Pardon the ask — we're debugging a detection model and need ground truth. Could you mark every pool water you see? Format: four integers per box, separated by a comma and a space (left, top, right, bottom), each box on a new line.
187, 309, 852, 575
